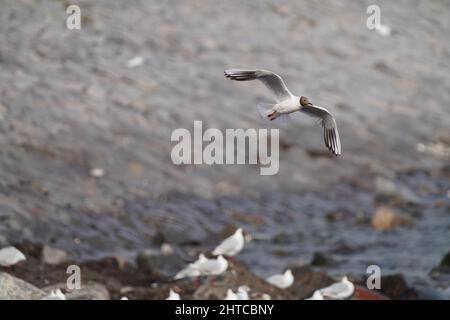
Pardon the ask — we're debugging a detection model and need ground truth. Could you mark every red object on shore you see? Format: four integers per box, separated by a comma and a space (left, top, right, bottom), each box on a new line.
353, 285, 390, 300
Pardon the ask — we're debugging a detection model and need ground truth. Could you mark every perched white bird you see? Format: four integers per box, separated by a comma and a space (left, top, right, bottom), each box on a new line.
0, 246, 26, 267
225, 69, 342, 155
319, 276, 354, 300
266, 269, 294, 289
375, 24, 391, 37
174, 253, 208, 279
126, 56, 145, 68
224, 286, 250, 300
120, 296, 129, 300
42, 289, 66, 300
212, 228, 245, 257
306, 290, 324, 300
166, 289, 181, 300
196, 255, 228, 276
224, 289, 238, 300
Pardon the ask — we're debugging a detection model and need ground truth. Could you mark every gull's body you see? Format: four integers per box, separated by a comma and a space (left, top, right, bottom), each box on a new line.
174, 253, 208, 279
196, 255, 228, 276
306, 290, 324, 300
166, 289, 181, 300
266, 269, 294, 289
318, 276, 354, 300
212, 228, 245, 257
224, 69, 342, 156
224, 286, 250, 300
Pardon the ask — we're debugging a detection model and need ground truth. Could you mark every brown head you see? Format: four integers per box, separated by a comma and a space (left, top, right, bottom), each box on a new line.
300, 96, 313, 107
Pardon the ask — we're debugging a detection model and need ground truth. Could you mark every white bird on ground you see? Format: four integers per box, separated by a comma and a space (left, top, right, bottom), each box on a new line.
196, 255, 228, 276
126, 56, 145, 68
375, 23, 391, 37
318, 276, 354, 300
42, 289, 66, 300
174, 253, 208, 279
224, 286, 250, 300
306, 290, 324, 300
212, 228, 245, 257
0, 246, 26, 267
166, 289, 181, 300
266, 269, 294, 289
225, 69, 342, 155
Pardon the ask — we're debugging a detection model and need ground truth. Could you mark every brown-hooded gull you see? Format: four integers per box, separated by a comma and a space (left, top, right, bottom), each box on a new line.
196, 255, 228, 276
224, 69, 342, 156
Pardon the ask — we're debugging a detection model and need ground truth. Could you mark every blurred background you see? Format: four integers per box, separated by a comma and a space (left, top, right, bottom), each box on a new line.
0, 0, 449, 299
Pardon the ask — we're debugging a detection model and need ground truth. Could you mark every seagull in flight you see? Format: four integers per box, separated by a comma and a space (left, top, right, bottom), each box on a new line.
224, 69, 342, 156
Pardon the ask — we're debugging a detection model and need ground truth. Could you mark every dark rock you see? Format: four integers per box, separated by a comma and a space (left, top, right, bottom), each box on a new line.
439, 251, 450, 271
288, 266, 335, 299
430, 250, 450, 275
136, 248, 186, 277
378, 274, 418, 300
311, 252, 335, 267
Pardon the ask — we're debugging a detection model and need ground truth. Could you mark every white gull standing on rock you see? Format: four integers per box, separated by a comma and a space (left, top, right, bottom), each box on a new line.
266, 269, 294, 289
318, 276, 354, 300
224, 286, 250, 300
0, 246, 26, 267
212, 228, 245, 257
165, 289, 181, 300
306, 290, 324, 300
196, 255, 228, 276
174, 253, 208, 279
225, 69, 342, 155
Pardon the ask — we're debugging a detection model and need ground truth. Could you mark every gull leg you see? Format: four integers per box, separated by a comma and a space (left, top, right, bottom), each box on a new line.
267, 111, 276, 118
269, 112, 279, 121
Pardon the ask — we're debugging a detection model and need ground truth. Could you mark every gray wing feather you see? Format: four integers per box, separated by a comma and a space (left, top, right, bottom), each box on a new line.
224, 69, 293, 102
300, 105, 342, 156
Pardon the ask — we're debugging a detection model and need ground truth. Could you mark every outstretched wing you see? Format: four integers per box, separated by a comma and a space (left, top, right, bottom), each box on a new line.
300, 105, 342, 156
224, 69, 293, 102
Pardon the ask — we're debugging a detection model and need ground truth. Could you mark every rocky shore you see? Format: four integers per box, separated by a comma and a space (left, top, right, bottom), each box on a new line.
3, 241, 449, 300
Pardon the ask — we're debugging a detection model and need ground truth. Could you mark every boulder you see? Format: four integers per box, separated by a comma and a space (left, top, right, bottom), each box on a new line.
311, 252, 335, 267
0, 272, 46, 300
42, 282, 110, 300
41, 245, 68, 265
371, 206, 414, 231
